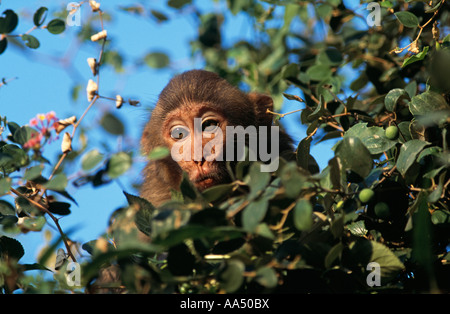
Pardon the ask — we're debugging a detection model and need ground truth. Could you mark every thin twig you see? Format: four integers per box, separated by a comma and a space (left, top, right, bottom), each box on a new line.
10, 187, 77, 262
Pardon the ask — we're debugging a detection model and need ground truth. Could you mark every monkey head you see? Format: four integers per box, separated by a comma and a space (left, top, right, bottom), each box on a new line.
140, 70, 291, 206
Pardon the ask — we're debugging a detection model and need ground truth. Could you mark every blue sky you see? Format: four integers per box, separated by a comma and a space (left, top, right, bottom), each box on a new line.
0, 0, 359, 265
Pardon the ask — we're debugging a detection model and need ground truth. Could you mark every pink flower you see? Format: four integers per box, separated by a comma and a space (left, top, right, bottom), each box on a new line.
46, 111, 57, 122
24, 111, 60, 150
29, 118, 39, 127
23, 132, 43, 149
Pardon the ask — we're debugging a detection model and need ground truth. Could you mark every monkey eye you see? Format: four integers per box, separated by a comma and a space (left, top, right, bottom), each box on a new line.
170, 125, 190, 140
202, 119, 219, 133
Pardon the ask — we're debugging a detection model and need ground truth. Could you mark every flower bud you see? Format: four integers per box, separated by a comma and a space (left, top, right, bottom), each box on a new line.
86, 79, 98, 101
55, 116, 77, 134
61, 132, 72, 153
87, 57, 98, 76
116, 95, 124, 109
91, 30, 107, 42
89, 0, 101, 12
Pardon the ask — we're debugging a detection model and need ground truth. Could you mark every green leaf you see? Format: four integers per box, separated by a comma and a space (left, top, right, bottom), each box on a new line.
346, 220, 368, 237
81, 149, 104, 171
384, 88, 410, 112
21, 34, 40, 49
293, 199, 313, 231
336, 136, 373, 179
144, 52, 170, 69
0, 236, 25, 261
431, 209, 450, 225
45, 173, 68, 191
325, 242, 344, 268
0, 10, 19, 34
345, 123, 398, 154
306, 64, 331, 81
245, 162, 271, 200
168, 0, 192, 9
343, 238, 405, 284
150, 10, 169, 22
23, 165, 44, 180
0, 200, 15, 216
0, 178, 11, 196
330, 214, 344, 238
411, 192, 433, 274
46, 19, 65, 34
295, 136, 312, 171
148, 146, 170, 160
21, 216, 46, 232
402, 46, 429, 68
179, 172, 198, 200
33, 7, 48, 27
7, 121, 20, 136
0, 144, 29, 174
202, 183, 234, 203
409, 91, 449, 116
125, 191, 155, 236
220, 259, 244, 293
13, 126, 39, 146
394, 11, 419, 28
0, 37, 7, 55
396, 139, 429, 176
48, 201, 71, 216
404, 80, 417, 98
100, 112, 125, 135
242, 198, 269, 232
107, 152, 132, 179
256, 267, 278, 288
280, 162, 310, 198
0, 200, 17, 226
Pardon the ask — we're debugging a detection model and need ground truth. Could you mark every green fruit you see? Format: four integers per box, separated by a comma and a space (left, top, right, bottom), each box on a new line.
374, 202, 390, 219
359, 188, 375, 203
385, 125, 399, 140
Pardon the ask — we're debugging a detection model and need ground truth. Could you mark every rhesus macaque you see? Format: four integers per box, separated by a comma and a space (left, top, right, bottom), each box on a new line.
140, 70, 313, 206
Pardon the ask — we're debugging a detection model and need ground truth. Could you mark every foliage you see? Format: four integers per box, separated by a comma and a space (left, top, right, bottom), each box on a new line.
1, 0, 450, 294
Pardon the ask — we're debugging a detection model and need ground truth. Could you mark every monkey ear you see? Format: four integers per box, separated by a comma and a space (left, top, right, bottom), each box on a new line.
247, 92, 274, 126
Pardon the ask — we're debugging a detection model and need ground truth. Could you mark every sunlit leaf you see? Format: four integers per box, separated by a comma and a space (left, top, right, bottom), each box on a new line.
402, 46, 429, 68
293, 199, 313, 231
396, 139, 429, 176
144, 52, 170, 69
394, 11, 419, 28
107, 152, 132, 179
45, 173, 68, 191
81, 149, 104, 171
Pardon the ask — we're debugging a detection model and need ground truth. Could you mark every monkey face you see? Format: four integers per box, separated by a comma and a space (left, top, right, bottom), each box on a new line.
140, 70, 290, 206
162, 102, 231, 191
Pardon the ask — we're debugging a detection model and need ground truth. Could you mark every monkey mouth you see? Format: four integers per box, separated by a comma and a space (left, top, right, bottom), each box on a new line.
193, 173, 221, 190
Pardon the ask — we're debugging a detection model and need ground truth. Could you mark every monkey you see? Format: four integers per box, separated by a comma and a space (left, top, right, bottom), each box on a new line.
140, 69, 317, 206
90, 70, 319, 293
